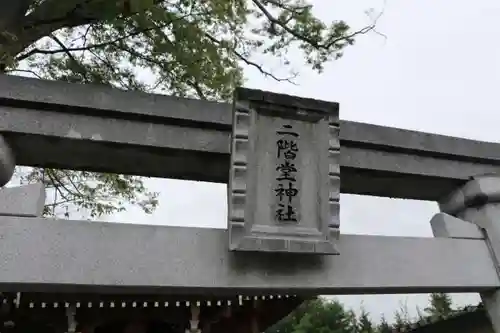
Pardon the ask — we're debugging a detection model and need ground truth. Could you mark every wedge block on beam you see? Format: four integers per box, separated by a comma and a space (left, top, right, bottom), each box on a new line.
431, 212, 484, 239
0, 183, 45, 217
0, 216, 497, 294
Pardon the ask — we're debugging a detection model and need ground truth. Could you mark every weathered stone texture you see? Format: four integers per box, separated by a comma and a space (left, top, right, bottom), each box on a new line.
227, 88, 337, 254
0, 134, 15, 187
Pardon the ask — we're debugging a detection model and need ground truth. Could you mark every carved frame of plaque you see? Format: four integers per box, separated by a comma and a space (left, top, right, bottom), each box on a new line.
228, 88, 340, 254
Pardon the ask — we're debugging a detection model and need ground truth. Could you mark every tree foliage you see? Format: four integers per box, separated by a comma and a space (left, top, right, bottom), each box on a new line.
266, 299, 358, 333
265, 298, 392, 333
377, 317, 392, 333
358, 309, 375, 333
22, 168, 158, 218
265, 294, 463, 333
0, 0, 376, 217
424, 293, 454, 319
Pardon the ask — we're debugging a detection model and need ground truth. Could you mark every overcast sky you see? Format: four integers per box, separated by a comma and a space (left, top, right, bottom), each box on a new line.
53, 0, 500, 323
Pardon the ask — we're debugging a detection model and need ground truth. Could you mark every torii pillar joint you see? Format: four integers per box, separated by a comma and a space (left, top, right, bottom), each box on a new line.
439, 174, 500, 331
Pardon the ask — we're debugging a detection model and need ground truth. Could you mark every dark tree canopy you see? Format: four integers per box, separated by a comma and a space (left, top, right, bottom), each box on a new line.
358, 309, 375, 333
424, 293, 454, 319
265, 298, 358, 333
0, 0, 376, 217
377, 316, 392, 333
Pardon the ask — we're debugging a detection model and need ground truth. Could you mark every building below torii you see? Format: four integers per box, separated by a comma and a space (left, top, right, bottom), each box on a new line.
0, 292, 303, 333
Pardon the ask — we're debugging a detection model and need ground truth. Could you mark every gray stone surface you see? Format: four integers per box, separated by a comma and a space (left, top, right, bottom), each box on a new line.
0, 74, 231, 125
0, 183, 45, 217
3, 74, 500, 199
438, 175, 500, 333
482, 291, 500, 333
0, 135, 15, 187
3, 107, 500, 202
430, 212, 484, 239
228, 89, 339, 254
439, 175, 500, 215
0, 217, 497, 294
0, 106, 230, 183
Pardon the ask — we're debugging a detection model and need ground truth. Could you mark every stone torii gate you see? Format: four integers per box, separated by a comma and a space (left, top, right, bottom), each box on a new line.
1, 74, 500, 331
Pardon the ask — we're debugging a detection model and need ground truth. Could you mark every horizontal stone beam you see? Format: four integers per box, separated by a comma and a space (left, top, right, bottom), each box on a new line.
0, 216, 497, 294
3, 75, 500, 200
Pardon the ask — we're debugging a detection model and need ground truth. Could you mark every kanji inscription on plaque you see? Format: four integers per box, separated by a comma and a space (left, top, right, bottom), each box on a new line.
228, 88, 340, 254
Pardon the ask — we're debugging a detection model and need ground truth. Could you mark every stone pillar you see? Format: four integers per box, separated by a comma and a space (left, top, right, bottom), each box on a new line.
0, 135, 14, 187
439, 175, 500, 332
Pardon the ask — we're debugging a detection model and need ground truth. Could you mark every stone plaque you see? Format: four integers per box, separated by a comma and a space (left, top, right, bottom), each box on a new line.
228, 88, 340, 254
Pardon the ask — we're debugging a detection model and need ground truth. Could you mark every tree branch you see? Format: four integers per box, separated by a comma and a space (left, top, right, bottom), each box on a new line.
45, 199, 73, 207
49, 33, 95, 82
62, 170, 87, 198
204, 32, 297, 84
143, 16, 297, 85
70, 23, 93, 45
6, 0, 150, 63
251, 0, 378, 50
86, 47, 131, 88
261, 0, 311, 13
17, 45, 94, 61
23, 0, 164, 31
23, 0, 101, 30
45, 169, 73, 201
186, 80, 207, 100
16, 15, 185, 62
5, 68, 44, 79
